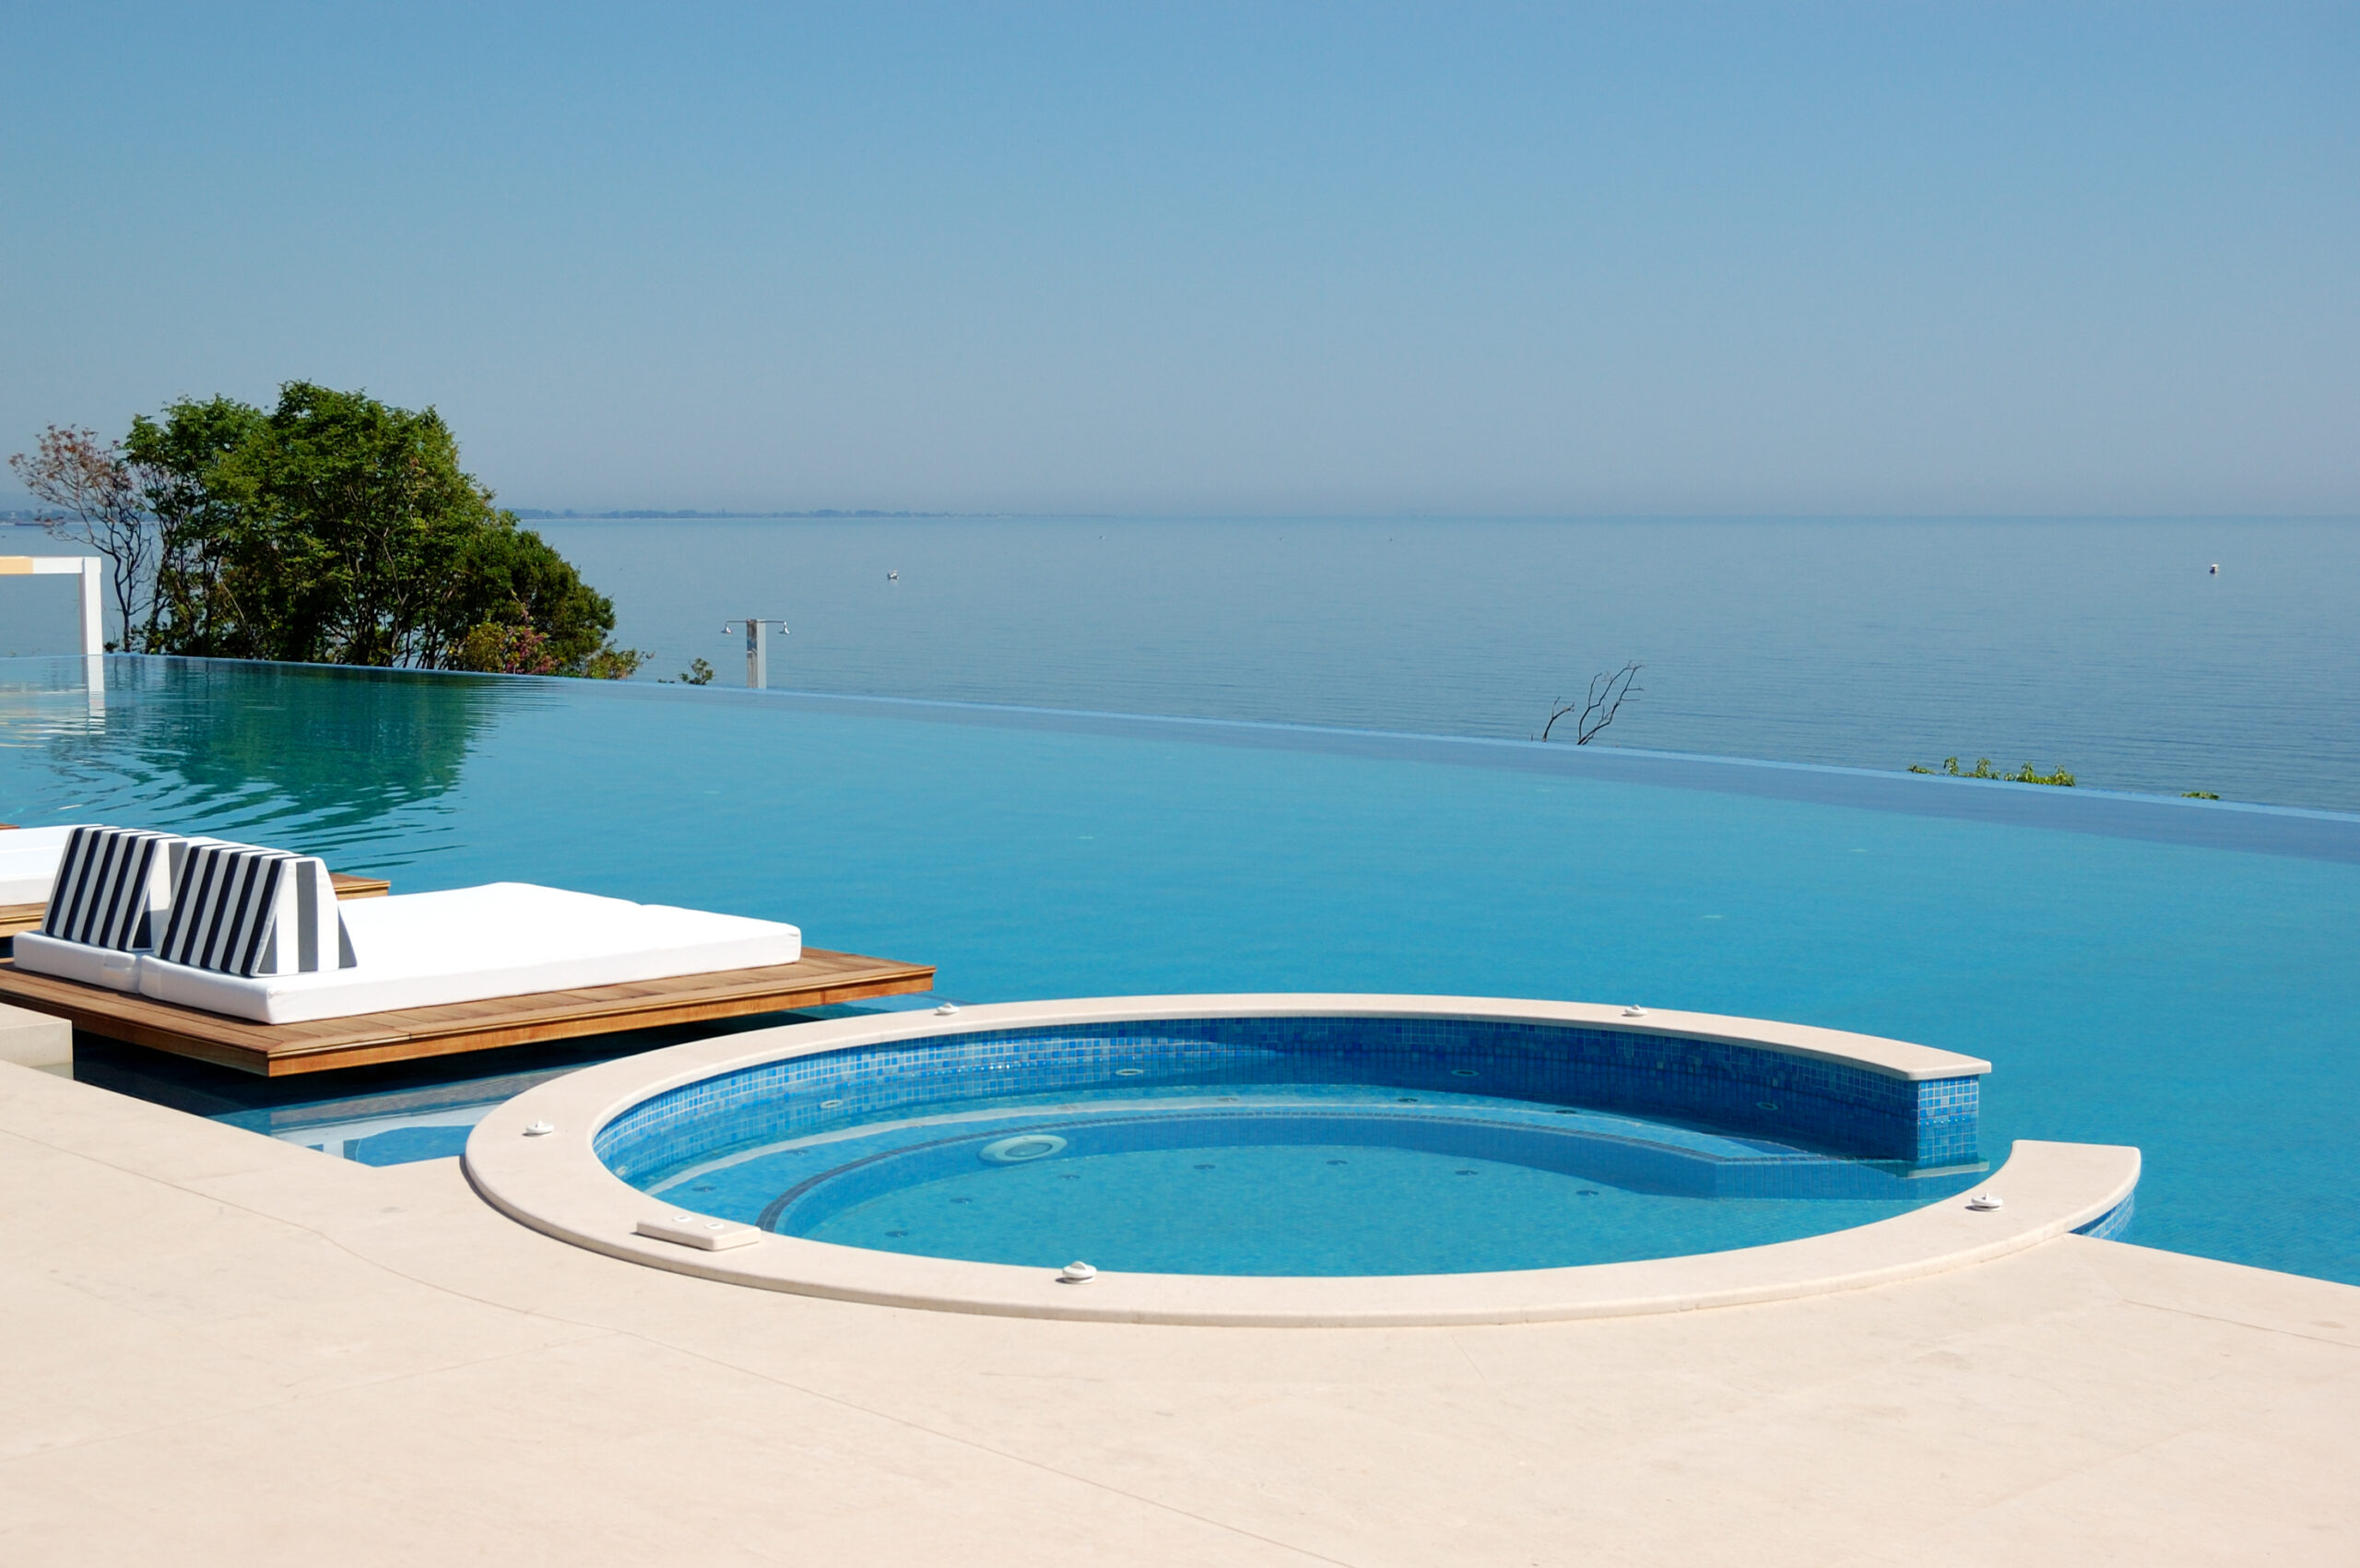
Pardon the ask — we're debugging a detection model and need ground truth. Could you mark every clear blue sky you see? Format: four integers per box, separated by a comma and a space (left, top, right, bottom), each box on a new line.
4, 3, 2353, 515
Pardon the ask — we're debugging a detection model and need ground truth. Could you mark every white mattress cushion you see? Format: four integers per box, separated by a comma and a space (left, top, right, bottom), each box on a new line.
133, 883, 803, 1024
0, 825, 87, 905
12, 929, 144, 991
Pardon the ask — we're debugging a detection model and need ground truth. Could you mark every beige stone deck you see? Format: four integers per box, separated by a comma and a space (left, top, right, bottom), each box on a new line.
0, 1058, 2353, 1566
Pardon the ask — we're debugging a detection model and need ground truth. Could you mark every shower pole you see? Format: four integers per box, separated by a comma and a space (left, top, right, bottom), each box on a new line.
722, 618, 788, 689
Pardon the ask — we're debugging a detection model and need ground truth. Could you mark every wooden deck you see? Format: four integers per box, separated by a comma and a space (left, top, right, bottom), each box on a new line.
0, 947, 935, 1077
0, 870, 390, 940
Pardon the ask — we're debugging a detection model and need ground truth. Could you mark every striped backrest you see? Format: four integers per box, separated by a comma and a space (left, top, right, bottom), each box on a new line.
287, 855, 359, 973
38, 826, 175, 949
155, 842, 358, 977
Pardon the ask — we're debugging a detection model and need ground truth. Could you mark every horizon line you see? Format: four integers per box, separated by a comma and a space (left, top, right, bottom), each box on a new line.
492, 508, 2360, 524
7, 505, 2358, 526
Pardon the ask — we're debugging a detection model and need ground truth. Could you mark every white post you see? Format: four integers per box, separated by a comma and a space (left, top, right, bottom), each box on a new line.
78, 559, 103, 712
76, 557, 102, 658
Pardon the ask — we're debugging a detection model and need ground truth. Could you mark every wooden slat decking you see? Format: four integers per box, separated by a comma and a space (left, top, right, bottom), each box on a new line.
0, 870, 389, 940
0, 947, 935, 1077
327, 872, 393, 899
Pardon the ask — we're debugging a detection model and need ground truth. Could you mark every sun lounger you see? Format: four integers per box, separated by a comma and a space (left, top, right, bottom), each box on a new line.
12, 830, 804, 1025
0, 825, 919, 1077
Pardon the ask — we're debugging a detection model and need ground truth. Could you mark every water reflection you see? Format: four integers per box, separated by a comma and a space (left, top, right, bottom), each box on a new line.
0, 656, 531, 867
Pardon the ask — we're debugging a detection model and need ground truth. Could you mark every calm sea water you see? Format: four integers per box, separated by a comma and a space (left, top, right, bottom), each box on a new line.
548, 515, 2360, 811
9, 516, 2355, 809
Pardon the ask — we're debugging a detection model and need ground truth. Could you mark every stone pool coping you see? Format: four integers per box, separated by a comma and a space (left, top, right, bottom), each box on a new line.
465, 995, 2129, 1327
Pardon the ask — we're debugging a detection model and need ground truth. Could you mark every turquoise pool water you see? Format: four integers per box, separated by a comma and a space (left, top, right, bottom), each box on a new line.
634, 1086, 1980, 1275
4, 655, 2357, 1282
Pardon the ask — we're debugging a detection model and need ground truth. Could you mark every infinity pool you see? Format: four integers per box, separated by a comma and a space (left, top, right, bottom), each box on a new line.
4, 656, 2357, 1282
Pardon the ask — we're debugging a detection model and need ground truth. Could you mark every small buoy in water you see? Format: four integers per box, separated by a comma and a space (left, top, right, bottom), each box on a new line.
1967, 1193, 2005, 1211
1059, 1261, 1097, 1283
2208, 564, 2219, 574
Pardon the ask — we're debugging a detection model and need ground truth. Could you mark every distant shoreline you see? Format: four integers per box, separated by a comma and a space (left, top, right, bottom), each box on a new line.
512, 508, 985, 521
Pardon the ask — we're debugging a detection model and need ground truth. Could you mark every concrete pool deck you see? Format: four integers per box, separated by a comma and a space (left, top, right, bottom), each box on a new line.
2, 1058, 2354, 1566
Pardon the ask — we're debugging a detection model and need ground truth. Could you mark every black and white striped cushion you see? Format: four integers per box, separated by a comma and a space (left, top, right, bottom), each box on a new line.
38, 826, 174, 949
156, 842, 357, 977
156, 843, 290, 974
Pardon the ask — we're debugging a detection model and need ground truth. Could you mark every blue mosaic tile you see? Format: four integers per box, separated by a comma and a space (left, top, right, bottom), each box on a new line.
2074, 1192, 2136, 1242
596, 1017, 1982, 1183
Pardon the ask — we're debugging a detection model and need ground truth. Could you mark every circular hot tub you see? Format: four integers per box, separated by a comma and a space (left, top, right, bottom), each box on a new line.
466, 996, 2139, 1326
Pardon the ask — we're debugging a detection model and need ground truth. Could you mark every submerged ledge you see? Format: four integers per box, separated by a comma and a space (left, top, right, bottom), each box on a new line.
465, 996, 2132, 1327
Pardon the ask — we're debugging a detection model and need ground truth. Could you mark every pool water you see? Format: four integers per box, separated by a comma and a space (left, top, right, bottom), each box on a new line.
635, 1086, 1978, 1275
4, 656, 2358, 1283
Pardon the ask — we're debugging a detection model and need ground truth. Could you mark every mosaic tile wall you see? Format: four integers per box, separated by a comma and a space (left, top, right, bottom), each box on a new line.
2073, 1191, 2136, 1242
597, 1016, 1981, 1183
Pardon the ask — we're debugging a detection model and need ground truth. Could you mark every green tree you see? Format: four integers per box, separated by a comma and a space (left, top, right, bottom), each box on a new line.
445, 521, 643, 676
120, 383, 643, 677
124, 395, 268, 654
204, 383, 512, 665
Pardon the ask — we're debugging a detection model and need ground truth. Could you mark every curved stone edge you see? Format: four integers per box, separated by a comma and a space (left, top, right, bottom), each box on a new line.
463, 996, 2113, 1327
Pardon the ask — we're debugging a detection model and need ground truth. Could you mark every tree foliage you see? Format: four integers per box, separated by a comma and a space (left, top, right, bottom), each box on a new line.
89, 383, 645, 677
125, 395, 269, 655
1907, 756, 2076, 787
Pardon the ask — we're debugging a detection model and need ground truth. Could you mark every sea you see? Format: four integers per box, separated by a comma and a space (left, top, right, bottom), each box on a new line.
7, 515, 2356, 810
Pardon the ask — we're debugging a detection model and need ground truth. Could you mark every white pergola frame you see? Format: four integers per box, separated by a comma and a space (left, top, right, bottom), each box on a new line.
1, 554, 105, 658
